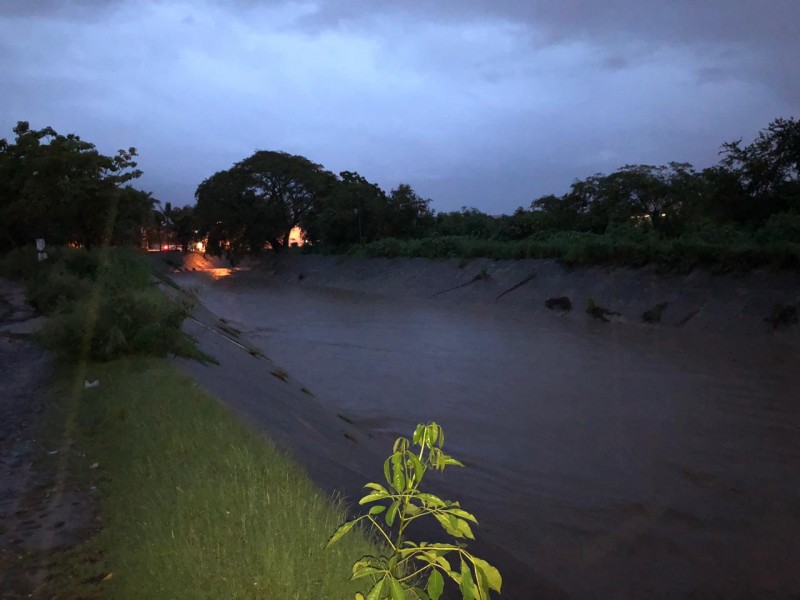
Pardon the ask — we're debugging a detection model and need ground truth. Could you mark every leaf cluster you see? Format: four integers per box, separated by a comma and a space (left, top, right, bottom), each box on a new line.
326, 423, 502, 600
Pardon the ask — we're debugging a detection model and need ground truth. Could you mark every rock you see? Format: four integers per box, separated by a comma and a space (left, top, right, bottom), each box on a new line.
642, 302, 669, 324
545, 296, 572, 312
586, 298, 620, 322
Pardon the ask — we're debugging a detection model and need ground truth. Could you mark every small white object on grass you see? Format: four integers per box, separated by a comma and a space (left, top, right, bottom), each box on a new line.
84, 379, 100, 388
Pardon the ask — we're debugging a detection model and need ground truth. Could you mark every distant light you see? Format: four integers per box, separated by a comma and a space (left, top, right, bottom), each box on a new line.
288, 226, 305, 247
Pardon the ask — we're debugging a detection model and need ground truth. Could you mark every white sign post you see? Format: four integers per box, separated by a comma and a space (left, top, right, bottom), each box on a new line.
36, 238, 47, 262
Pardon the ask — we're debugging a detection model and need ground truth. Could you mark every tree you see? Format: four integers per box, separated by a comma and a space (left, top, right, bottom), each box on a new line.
195, 151, 334, 258
531, 163, 707, 235
0, 121, 150, 250
717, 117, 800, 224
302, 171, 388, 249
383, 184, 434, 239
435, 207, 499, 238
166, 204, 198, 252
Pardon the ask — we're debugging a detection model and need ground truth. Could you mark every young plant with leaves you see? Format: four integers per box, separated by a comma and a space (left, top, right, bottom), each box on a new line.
326, 422, 502, 600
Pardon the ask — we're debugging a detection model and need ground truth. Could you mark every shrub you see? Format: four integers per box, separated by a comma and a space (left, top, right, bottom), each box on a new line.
0, 246, 200, 362
757, 213, 800, 244
41, 287, 193, 361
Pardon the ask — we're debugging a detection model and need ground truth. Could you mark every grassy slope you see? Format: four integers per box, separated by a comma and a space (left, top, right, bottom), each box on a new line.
59, 357, 380, 599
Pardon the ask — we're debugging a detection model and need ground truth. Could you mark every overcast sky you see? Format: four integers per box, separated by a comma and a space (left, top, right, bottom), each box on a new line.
1, 1, 798, 213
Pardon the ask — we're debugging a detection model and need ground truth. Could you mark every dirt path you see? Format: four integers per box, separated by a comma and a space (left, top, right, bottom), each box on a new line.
0, 278, 99, 599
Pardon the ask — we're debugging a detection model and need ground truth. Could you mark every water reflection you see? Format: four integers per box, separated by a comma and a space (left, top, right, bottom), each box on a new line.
207, 267, 234, 280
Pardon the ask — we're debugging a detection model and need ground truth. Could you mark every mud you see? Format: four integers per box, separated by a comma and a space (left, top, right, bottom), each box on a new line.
167, 255, 800, 598
0, 278, 98, 599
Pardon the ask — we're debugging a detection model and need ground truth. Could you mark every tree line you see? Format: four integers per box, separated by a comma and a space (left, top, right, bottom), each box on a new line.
1, 117, 798, 261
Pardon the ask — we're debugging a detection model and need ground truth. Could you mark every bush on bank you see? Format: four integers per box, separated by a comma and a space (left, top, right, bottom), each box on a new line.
0, 246, 198, 361
345, 229, 800, 272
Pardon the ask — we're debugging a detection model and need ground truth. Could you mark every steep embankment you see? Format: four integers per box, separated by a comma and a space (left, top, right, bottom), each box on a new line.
240, 254, 800, 343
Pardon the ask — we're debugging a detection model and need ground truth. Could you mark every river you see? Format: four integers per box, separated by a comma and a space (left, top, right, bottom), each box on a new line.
180, 274, 800, 597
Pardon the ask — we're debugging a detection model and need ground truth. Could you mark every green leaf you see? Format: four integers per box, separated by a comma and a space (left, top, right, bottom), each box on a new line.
325, 519, 356, 548
366, 577, 385, 600
385, 499, 401, 527
459, 560, 477, 600
425, 424, 439, 447
416, 493, 445, 508
434, 554, 452, 572
393, 436, 409, 453
427, 569, 444, 600
359, 491, 389, 505
355, 593, 365, 600
421, 551, 453, 572
392, 461, 406, 492
388, 576, 405, 600
405, 502, 421, 516
408, 453, 425, 485
456, 518, 475, 540
364, 482, 389, 494
432, 512, 473, 539
408, 587, 429, 600
369, 505, 387, 515
413, 424, 425, 446
384, 457, 392, 488
352, 558, 374, 574
433, 512, 459, 537
471, 557, 502, 593
445, 508, 478, 524
352, 566, 384, 581
352, 558, 383, 580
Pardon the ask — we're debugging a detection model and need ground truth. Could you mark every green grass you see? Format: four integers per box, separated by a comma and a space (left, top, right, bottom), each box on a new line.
60, 357, 382, 599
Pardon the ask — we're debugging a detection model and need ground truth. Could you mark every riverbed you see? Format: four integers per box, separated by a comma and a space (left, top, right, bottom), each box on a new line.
175, 266, 800, 597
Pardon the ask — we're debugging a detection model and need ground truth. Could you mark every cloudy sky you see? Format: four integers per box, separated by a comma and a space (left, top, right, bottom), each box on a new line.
1, 1, 798, 213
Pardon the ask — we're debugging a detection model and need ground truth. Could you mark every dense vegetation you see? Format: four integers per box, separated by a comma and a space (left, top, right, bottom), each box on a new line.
0, 247, 199, 361
1, 117, 797, 268
0, 122, 152, 250
192, 116, 799, 268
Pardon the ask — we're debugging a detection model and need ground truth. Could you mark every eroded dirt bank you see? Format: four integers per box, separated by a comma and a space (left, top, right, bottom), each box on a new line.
165, 254, 800, 598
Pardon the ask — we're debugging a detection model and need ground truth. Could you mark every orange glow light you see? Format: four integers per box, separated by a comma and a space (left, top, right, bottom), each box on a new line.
288, 226, 305, 247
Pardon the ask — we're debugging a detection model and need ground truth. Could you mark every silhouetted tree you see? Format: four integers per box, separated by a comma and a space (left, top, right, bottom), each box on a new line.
0, 121, 150, 250
195, 151, 335, 257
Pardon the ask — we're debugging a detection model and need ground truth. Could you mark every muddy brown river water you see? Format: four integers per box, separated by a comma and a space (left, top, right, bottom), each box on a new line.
180, 274, 800, 597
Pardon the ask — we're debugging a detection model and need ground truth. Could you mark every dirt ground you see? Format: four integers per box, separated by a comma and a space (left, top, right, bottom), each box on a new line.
0, 278, 99, 599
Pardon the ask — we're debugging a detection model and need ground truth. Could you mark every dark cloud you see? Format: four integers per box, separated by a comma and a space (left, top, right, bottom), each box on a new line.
0, 0, 123, 20
304, 1, 800, 47
0, 0, 797, 213
295, 0, 800, 114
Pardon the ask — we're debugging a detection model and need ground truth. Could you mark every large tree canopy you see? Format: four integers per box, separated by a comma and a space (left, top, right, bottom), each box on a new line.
300, 172, 434, 249
527, 117, 800, 235
0, 121, 151, 250
195, 150, 334, 257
